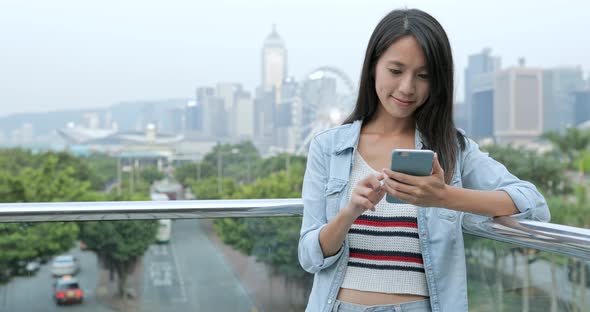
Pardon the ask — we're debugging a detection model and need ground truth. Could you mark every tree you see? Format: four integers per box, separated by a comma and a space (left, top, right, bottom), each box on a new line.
0, 155, 89, 283
542, 128, 590, 168
139, 166, 165, 185
79, 220, 158, 297
188, 176, 237, 200
213, 166, 308, 282
482, 144, 571, 196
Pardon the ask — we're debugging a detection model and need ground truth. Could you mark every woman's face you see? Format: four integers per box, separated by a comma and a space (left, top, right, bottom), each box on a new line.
374, 35, 431, 120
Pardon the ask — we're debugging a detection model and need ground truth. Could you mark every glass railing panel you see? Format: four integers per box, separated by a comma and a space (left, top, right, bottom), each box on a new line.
465, 233, 590, 312
0, 217, 310, 312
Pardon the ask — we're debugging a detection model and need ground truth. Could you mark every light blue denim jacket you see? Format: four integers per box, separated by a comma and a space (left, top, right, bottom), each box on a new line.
298, 120, 550, 312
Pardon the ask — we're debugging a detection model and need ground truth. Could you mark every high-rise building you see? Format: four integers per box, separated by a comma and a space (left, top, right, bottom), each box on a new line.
494, 62, 543, 144
136, 103, 155, 132
274, 78, 300, 153
469, 73, 495, 140
453, 102, 467, 131
261, 24, 287, 103
216, 83, 242, 111
208, 97, 228, 138
216, 82, 242, 138
276, 78, 298, 128
543, 66, 585, 132
195, 87, 215, 138
464, 48, 501, 135
235, 90, 255, 140
185, 100, 200, 132
167, 105, 186, 135
254, 87, 276, 151
574, 89, 590, 127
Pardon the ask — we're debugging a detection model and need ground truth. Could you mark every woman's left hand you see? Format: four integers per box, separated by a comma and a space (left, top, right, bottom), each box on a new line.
381, 153, 449, 207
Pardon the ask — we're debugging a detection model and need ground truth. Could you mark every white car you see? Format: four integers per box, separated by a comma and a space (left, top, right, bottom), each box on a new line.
25, 260, 41, 273
51, 255, 80, 277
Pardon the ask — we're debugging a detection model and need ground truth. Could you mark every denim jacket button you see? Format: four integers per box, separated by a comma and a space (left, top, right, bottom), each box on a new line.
328, 299, 332, 304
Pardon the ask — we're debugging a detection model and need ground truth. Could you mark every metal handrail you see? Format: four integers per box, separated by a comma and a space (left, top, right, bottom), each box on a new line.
0, 199, 303, 222
1, 199, 589, 260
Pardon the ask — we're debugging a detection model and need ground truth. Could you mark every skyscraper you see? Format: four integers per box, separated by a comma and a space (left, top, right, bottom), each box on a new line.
185, 100, 200, 132
469, 74, 495, 140
574, 89, 590, 127
464, 48, 501, 135
275, 77, 300, 152
167, 105, 186, 135
195, 87, 215, 138
254, 87, 276, 152
261, 24, 287, 103
235, 90, 255, 140
494, 62, 543, 144
543, 66, 585, 132
216, 82, 242, 138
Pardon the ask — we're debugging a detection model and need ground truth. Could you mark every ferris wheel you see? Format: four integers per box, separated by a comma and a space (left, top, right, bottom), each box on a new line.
295, 66, 357, 155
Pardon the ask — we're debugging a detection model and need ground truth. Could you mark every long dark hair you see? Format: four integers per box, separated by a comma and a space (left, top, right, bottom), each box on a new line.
343, 8, 466, 184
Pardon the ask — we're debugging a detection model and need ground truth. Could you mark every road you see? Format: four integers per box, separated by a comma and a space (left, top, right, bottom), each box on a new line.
0, 219, 258, 312
140, 219, 258, 312
0, 244, 113, 312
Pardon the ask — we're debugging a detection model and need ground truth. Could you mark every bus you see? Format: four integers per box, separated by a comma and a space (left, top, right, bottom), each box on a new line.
150, 192, 172, 244
156, 219, 172, 244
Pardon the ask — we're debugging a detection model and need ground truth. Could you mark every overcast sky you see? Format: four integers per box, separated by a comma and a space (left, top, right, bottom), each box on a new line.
1, 0, 589, 117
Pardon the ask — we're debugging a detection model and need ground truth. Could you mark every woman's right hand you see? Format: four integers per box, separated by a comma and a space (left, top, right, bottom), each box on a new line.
343, 173, 387, 220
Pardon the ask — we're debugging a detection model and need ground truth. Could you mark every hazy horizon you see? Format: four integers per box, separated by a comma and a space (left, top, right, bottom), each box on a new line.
1, 0, 589, 117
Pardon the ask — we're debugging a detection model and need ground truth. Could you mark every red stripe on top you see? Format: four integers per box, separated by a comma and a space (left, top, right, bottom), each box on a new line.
353, 219, 418, 228
349, 253, 424, 264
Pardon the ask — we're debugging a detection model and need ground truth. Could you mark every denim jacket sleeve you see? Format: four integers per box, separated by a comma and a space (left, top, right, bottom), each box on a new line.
461, 138, 550, 222
298, 136, 345, 274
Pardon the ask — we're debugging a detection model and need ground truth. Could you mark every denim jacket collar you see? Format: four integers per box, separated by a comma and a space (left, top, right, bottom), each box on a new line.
333, 119, 424, 155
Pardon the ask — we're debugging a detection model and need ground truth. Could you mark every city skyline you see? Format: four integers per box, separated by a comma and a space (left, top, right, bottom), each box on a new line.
1, 0, 590, 117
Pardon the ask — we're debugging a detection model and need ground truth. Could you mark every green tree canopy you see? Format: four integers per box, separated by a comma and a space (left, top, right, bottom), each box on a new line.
0, 154, 90, 282
482, 144, 570, 196
542, 128, 590, 167
79, 220, 158, 297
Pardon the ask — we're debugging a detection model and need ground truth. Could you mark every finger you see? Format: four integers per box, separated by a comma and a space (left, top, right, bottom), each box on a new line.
356, 185, 374, 199
364, 173, 385, 191
358, 197, 375, 211
358, 185, 383, 204
382, 168, 420, 186
387, 187, 415, 204
369, 173, 385, 192
432, 152, 444, 175
375, 186, 387, 201
388, 178, 419, 196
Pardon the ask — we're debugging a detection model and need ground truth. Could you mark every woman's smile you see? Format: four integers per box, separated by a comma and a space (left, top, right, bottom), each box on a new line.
390, 95, 415, 107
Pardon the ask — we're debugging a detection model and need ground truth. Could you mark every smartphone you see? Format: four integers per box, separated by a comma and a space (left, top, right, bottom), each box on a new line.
385, 149, 435, 204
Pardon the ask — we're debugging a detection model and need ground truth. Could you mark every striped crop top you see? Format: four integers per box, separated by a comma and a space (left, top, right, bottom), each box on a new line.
340, 151, 429, 296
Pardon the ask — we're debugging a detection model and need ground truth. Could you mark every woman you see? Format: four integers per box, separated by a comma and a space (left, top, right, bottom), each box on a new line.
298, 8, 549, 312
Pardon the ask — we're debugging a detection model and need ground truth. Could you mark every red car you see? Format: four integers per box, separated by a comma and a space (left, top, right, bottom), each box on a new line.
54, 275, 84, 305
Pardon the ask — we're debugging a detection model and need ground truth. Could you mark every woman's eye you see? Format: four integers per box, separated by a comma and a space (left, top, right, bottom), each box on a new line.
389, 69, 402, 75
418, 74, 429, 80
